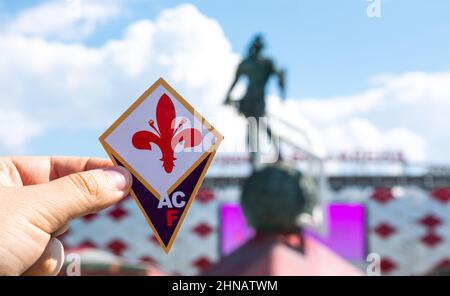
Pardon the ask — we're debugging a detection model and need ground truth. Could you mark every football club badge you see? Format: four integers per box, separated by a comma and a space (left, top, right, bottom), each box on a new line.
99, 78, 223, 253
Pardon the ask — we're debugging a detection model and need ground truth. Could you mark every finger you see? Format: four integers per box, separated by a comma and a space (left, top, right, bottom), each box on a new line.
52, 223, 70, 237
9, 156, 113, 185
22, 238, 65, 276
18, 166, 132, 233
49, 157, 114, 180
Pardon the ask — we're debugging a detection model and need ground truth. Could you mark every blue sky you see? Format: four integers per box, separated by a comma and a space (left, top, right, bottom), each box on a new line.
185, 0, 450, 97
4, 0, 450, 97
0, 0, 450, 165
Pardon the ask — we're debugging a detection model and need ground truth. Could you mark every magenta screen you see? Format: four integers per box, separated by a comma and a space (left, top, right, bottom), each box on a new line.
220, 203, 366, 261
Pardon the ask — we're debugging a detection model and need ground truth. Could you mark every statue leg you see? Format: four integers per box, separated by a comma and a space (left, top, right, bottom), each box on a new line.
247, 128, 258, 170
259, 119, 283, 162
247, 121, 258, 169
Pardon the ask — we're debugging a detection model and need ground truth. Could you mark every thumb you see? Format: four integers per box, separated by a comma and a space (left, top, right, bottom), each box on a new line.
19, 166, 132, 233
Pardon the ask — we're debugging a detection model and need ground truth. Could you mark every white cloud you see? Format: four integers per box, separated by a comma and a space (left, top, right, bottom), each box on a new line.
268, 71, 450, 163
0, 3, 239, 153
0, 2, 448, 166
0, 109, 43, 151
4, 0, 123, 40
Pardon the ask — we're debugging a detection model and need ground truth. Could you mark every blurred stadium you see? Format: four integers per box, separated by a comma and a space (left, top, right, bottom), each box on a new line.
60, 137, 450, 275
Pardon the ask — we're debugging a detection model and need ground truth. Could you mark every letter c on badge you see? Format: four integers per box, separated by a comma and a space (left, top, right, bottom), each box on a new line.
171, 191, 186, 208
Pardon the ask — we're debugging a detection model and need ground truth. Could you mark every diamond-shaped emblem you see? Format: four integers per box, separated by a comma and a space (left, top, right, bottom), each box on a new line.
100, 78, 223, 253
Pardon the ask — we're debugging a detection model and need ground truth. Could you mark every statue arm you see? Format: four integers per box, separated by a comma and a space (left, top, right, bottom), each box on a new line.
269, 59, 286, 101
277, 69, 286, 101
224, 65, 243, 105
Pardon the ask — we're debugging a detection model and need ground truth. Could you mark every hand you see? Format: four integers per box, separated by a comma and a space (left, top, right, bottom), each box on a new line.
0, 156, 132, 276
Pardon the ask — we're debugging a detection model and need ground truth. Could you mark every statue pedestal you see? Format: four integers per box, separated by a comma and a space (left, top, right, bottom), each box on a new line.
202, 233, 363, 276
241, 162, 312, 233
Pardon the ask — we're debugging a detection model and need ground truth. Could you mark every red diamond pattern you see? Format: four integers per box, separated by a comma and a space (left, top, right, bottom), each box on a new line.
82, 213, 98, 222
193, 257, 212, 270
431, 188, 450, 204
79, 239, 97, 249
419, 214, 442, 229
193, 223, 213, 237
140, 256, 158, 266
196, 188, 215, 204
433, 258, 450, 271
421, 232, 443, 248
380, 258, 397, 274
374, 223, 396, 239
108, 206, 128, 221
64, 185, 450, 275
150, 235, 160, 245
371, 188, 394, 204
107, 239, 127, 256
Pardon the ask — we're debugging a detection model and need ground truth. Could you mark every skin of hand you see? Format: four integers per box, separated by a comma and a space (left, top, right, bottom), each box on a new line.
0, 156, 132, 276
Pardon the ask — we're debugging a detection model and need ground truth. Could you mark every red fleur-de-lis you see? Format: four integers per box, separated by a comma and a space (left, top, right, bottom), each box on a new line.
132, 93, 202, 173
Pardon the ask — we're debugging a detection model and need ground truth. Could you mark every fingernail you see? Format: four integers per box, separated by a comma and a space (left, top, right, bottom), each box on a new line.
103, 166, 132, 191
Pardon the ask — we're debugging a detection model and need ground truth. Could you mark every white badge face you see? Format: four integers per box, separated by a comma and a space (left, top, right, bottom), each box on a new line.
100, 78, 223, 253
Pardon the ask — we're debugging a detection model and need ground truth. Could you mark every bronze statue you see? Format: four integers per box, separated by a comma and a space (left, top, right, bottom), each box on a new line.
226, 36, 319, 244
224, 34, 286, 167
